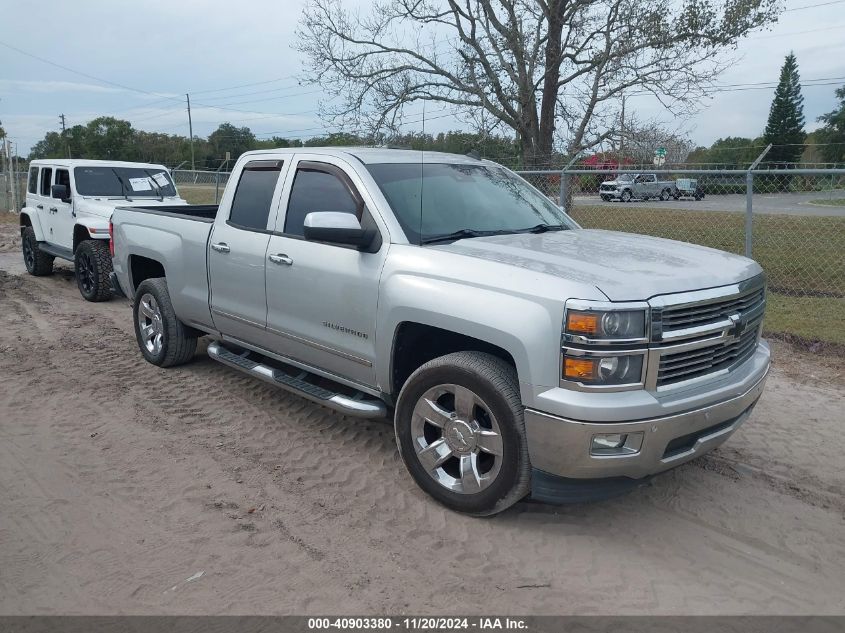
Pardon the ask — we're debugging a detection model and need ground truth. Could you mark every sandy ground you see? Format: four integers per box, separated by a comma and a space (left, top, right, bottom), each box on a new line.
0, 218, 844, 615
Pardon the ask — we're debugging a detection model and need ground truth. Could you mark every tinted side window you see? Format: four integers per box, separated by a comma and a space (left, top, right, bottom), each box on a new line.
228, 160, 282, 231
284, 168, 359, 237
55, 169, 71, 198
28, 167, 38, 194
40, 168, 53, 196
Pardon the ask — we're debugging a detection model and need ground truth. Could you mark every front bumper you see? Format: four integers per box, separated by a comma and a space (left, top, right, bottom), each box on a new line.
524, 364, 768, 482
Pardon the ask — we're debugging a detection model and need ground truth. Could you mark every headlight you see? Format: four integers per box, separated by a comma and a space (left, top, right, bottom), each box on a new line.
565, 308, 646, 340
563, 353, 644, 386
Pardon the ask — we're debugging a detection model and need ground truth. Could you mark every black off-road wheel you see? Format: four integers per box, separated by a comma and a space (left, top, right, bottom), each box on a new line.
21, 226, 54, 276
394, 351, 531, 516
75, 239, 113, 302
133, 278, 197, 367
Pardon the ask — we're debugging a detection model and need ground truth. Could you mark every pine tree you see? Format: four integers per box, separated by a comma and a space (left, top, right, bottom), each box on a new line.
763, 53, 805, 166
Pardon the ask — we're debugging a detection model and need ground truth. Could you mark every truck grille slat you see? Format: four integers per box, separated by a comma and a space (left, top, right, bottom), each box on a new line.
658, 327, 759, 386
661, 287, 764, 331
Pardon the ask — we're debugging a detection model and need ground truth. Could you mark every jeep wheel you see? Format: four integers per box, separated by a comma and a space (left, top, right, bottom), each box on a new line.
660, 189, 670, 201
133, 278, 197, 367
620, 189, 632, 203
395, 351, 530, 516
21, 227, 54, 276
75, 240, 112, 302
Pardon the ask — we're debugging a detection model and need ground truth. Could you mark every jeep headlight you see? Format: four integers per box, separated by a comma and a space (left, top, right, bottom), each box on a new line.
565, 308, 646, 340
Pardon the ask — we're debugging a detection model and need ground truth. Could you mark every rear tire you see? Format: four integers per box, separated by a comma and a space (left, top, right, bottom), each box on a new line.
394, 351, 530, 516
660, 189, 670, 201
75, 239, 112, 302
21, 227, 54, 276
133, 278, 197, 367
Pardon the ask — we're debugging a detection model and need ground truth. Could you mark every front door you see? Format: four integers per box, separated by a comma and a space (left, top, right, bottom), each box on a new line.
208, 159, 287, 344
264, 155, 385, 387
51, 168, 75, 250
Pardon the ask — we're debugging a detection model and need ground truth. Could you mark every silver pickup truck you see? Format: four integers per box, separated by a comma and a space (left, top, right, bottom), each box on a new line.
111, 148, 770, 516
600, 173, 675, 202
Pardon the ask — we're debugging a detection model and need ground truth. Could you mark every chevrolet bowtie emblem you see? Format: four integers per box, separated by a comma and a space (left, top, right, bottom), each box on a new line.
728, 313, 746, 339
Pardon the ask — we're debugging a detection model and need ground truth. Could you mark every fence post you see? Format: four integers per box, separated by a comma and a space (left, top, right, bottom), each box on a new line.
560, 154, 580, 212
746, 144, 772, 258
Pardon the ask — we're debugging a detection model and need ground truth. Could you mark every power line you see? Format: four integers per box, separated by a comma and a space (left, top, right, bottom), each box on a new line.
0, 40, 183, 104
189, 75, 298, 96
783, 0, 845, 11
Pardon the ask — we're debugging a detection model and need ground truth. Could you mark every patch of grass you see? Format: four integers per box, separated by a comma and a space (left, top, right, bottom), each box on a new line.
809, 198, 845, 207
570, 204, 844, 346
177, 184, 219, 205
765, 293, 845, 347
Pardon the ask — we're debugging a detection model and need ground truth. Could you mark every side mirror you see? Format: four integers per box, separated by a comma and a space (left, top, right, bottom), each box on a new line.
51, 184, 70, 202
303, 212, 374, 249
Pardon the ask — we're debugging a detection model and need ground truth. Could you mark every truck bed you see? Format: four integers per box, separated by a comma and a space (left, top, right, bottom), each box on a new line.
116, 204, 219, 222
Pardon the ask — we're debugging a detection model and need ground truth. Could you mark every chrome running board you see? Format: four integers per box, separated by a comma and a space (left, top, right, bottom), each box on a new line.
207, 341, 387, 419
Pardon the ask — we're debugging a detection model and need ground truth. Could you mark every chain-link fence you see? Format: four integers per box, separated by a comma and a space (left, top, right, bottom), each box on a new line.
0, 172, 28, 213
517, 167, 845, 346
171, 169, 231, 205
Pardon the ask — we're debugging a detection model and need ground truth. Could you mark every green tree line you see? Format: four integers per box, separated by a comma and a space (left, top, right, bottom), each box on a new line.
28, 118, 522, 169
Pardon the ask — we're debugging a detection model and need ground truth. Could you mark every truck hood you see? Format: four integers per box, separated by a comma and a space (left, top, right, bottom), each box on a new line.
432, 229, 761, 301
76, 197, 187, 218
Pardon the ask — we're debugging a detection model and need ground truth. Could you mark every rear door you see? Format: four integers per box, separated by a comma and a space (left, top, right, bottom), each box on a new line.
208, 158, 288, 344
50, 168, 74, 250
37, 166, 55, 244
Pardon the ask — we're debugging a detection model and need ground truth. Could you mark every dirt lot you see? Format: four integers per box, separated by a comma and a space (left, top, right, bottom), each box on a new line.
0, 217, 844, 615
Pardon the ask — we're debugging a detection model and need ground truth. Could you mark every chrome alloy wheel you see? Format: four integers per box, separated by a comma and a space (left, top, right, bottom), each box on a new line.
137, 293, 164, 355
410, 384, 504, 494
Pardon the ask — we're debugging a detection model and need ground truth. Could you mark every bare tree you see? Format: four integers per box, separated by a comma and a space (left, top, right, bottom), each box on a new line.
297, 0, 779, 167
616, 115, 696, 166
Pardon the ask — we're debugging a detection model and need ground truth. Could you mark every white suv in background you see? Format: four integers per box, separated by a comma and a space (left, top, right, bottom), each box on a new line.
19, 159, 186, 301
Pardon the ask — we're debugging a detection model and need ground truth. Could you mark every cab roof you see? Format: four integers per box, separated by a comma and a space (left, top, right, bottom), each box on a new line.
240, 147, 490, 165
29, 159, 169, 169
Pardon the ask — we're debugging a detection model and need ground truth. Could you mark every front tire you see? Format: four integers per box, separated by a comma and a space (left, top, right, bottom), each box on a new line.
133, 278, 197, 367
620, 190, 632, 203
21, 227, 54, 276
75, 239, 112, 302
660, 189, 670, 201
394, 351, 530, 516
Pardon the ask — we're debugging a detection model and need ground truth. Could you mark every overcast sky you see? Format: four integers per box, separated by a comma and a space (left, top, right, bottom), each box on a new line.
1, 0, 844, 157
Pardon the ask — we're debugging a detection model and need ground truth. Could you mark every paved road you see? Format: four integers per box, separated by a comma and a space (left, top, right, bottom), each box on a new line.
574, 190, 845, 217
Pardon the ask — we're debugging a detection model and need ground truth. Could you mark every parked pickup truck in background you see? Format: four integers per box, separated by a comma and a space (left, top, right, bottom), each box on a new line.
111, 148, 770, 515
20, 159, 186, 301
600, 173, 675, 202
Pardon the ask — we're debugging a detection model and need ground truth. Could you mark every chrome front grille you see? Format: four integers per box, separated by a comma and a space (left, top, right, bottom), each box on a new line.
661, 286, 765, 332
657, 325, 760, 386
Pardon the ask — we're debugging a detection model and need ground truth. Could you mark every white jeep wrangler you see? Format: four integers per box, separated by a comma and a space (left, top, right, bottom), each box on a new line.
19, 159, 186, 301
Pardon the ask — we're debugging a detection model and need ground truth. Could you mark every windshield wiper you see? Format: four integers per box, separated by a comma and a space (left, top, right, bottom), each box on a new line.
420, 228, 515, 245
111, 169, 132, 201
521, 223, 567, 234
143, 169, 165, 201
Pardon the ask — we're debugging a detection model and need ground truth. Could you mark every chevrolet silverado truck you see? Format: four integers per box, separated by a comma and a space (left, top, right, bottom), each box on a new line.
20, 159, 186, 301
110, 148, 770, 516
600, 173, 675, 202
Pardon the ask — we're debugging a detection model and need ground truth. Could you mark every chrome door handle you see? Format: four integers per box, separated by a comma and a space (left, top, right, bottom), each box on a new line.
210, 242, 230, 253
268, 253, 293, 266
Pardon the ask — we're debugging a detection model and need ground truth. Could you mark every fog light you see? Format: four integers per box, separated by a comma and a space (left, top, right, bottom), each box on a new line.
591, 432, 643, 456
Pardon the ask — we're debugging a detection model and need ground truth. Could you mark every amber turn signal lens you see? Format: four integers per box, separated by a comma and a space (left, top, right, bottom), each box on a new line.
566, 312, 599, 335
564, 357, 598, 380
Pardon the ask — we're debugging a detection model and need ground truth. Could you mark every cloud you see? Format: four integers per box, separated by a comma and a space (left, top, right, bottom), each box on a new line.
0, 79, 130, 95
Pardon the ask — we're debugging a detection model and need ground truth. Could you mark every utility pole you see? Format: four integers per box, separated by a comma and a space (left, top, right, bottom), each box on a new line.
59, 113, 70, 158
186, 93, 195, 171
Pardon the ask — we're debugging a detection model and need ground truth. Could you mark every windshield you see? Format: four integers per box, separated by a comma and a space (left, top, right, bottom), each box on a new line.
366, 163, 574, 244
73, 166, 177, 197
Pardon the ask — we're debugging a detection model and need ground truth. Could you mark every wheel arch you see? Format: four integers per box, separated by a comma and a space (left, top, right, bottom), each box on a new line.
19, 209, 45, 241
128, 254, 166, 296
